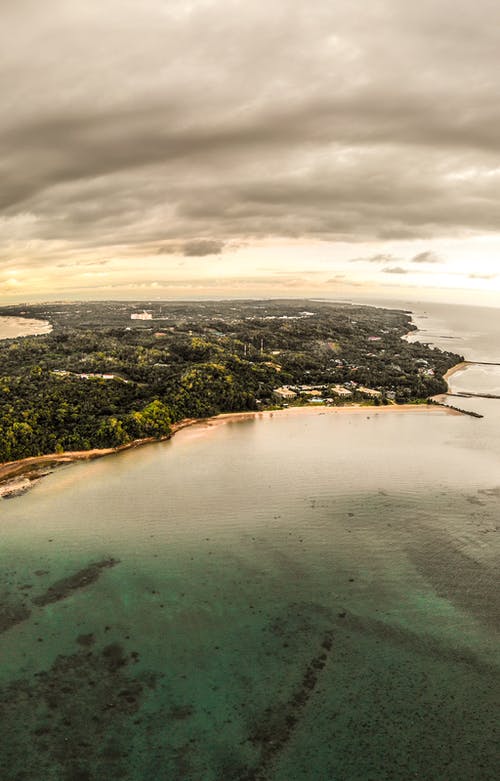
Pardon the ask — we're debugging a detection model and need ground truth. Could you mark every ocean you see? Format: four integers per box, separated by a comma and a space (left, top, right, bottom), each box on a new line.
0, 303, 499, 781
405, 301, 500, 363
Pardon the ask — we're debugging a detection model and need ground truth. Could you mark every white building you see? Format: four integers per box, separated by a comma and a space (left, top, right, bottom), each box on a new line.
331, 385, 353, 398
358, 386, 382, 398
131, 311, 153, 320
273, 387, 297, 401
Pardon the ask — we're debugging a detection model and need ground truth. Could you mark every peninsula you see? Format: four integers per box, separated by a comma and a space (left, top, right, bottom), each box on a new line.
0, 300, 462, 475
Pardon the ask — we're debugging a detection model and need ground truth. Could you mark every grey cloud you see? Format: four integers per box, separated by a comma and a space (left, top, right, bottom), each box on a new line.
468, 272, 497, 279
157, 245, 178, 256
182, 240, 226, 257
1, 0, 500, 260
382, 266, 409, 274
156, 239, 226, 257
350, 254, 400, 263
411, 251, 442, 264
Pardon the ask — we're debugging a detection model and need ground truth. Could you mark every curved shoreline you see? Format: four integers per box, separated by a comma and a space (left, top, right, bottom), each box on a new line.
0, 403, 460, 495
0, 316, 52, 339
443, 360, 500, 397
408, 313, 500, 393
443, 361, 472, 384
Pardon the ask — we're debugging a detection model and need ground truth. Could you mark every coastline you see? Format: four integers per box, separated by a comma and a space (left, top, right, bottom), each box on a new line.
443, 361, 472, 384
0, 306, 472, 498
0, 403, 460, 497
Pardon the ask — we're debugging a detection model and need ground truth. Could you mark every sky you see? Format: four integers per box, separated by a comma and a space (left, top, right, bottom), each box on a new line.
1, 0, 500, 306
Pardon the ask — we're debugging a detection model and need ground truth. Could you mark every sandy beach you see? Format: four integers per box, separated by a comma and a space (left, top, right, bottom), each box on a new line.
443, 361, 473, 384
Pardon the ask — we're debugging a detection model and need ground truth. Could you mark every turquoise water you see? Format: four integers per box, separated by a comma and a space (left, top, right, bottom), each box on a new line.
1, 407, 499, 780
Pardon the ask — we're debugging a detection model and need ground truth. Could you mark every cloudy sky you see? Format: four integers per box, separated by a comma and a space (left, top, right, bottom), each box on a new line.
1, 0, 499, 304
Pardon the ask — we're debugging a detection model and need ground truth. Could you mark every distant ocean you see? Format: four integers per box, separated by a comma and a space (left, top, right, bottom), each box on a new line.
333, 297, 500, 400
0, 300, 499, 780
405, 301, 500, 363
325, 297, 500, 363
404, 301, 500, 406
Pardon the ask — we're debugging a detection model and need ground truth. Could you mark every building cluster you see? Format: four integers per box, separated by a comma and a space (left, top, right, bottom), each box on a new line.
130, 311, 153, 320
52, 370, 128, 383
272, 382, 384, 405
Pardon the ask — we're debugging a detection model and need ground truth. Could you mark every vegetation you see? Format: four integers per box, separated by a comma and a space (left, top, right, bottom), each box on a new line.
0, 300, 462, 462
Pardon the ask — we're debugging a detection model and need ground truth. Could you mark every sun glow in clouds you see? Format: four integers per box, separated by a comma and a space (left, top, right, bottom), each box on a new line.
0, 0, 499, 305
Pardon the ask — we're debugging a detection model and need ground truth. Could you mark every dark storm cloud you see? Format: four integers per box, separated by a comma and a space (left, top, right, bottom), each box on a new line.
1, 0, 500, 256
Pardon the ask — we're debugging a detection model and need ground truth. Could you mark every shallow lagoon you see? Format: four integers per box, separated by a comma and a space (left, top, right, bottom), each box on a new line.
0, 316, 51, 339
1, 407, 499, 780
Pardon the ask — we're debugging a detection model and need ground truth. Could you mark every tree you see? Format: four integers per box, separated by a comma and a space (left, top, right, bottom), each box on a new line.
97, 417, 130, 447
127, 400, 171, 438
